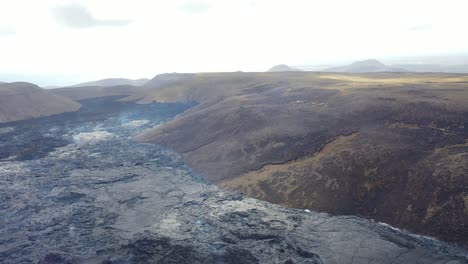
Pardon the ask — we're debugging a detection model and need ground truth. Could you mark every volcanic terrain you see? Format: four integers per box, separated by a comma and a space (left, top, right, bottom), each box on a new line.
133, 72, 468, 247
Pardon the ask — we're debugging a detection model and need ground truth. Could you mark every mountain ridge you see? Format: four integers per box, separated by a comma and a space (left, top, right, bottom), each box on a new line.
52, 84, 139, 101
325, 59, 407, 73
69, 78, 149, 88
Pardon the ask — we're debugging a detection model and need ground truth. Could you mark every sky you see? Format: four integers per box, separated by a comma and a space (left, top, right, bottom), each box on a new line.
1, 0, 468, 86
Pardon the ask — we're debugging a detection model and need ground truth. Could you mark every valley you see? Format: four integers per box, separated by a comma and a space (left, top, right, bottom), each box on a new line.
133, 72, 468, 247
1, 72, 468, 263
0, 96, 466, 263
2, 1, 468, 262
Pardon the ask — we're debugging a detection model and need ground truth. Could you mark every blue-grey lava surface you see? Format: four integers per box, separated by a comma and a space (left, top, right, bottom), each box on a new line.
0, 96, 467, 264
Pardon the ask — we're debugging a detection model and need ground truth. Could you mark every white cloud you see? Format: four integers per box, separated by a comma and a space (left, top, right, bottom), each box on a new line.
0, 0, 467, 86
0, 28, 15, 36
52, 3, 131, 28
180, 0, 211, 14
406, 24, 433, 32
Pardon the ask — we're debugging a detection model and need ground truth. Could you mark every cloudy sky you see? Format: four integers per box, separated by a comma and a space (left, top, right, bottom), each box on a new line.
1, 0, 467, 86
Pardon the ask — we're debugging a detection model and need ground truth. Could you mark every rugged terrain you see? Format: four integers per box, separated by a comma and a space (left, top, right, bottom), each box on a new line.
1, 96, 467, 263
134, 72, 468, 247
0, 82, 81, 123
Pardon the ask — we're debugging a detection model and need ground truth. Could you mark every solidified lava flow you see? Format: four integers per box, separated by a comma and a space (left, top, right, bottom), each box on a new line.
0, 96, 466, 264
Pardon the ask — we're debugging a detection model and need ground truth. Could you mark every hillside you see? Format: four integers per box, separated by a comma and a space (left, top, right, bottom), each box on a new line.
0, 82, 81, 123
52, 85, 138, 101
69, 78, 148, 88
134, 72, 468, 247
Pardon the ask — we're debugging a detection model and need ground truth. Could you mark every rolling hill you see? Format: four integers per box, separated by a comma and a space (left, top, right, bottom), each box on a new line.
52, 85, 138, 101
0, 82, 81, 123
69, 78, 148, 88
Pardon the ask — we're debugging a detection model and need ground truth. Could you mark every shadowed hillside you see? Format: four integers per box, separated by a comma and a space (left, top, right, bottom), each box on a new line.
134, 72, 468, 247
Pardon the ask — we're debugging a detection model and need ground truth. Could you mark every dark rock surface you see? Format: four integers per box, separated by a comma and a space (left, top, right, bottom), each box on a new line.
0, 97, 466, 263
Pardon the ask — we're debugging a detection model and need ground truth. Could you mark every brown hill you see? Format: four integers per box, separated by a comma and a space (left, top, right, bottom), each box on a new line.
0, 82, 81, 123
134, 72, 468, 247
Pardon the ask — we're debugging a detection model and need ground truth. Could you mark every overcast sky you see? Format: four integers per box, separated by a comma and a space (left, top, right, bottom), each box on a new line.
1, 0, 468, 86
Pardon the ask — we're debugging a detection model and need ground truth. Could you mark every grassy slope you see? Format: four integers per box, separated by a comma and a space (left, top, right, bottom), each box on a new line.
133, 72, 468, 246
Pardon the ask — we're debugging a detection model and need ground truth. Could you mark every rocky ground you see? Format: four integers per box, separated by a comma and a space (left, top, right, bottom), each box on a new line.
0, 97, 467, 263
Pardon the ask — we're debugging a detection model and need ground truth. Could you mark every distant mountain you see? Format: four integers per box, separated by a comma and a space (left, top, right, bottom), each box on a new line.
325, 59, 468, 73
325, 59, 407, 73
143, 73, 194, 88
52, 85, 138, 101
52, 73, 194, 104
390, 64, 468, 73
70, 78, 149, 88
267, 64, 302, 72
0, 82, 80, 123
